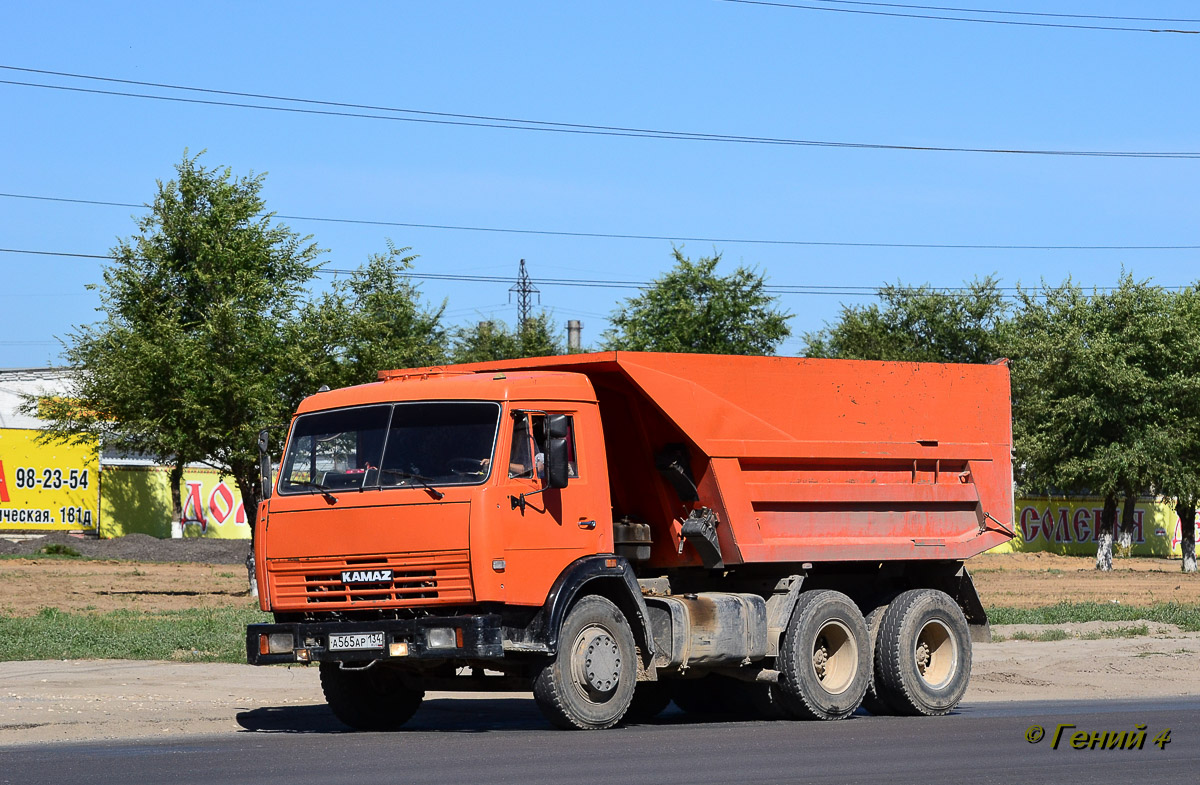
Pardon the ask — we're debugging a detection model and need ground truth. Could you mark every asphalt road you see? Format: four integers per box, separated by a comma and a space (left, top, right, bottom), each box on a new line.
3, 697, 1197, 785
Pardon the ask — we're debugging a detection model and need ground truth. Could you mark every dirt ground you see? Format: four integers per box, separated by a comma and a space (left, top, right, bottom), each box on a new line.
2, 537, 1197, 617
1, 535, 1199, 746
0, 531, 250, 564
0, 560, 255, 616
968, 551, 1200, 608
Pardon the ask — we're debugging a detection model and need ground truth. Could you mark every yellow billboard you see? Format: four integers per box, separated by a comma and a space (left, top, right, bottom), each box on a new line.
99, 466, 251, 539
988, 497, 1194, 559
0, 429, 99, 531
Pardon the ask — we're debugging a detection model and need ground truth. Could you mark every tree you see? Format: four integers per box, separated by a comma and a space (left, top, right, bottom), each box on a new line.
29, 153, 322, 587
603, 249, 790, 355
300, 243, 448, 389
450, 311, 563, 363
1149, 286, 1200, 573
803, 276, 1008, 363
1006, 275, 1173, 570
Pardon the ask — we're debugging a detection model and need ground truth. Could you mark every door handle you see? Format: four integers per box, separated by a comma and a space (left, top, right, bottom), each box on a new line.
578, 519, 597, 529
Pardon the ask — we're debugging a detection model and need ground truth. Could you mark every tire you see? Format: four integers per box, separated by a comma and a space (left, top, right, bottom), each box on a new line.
775, 589, 870, 721
623, 680, 673, 723
874, 589, 971, 716
861, 604, 895, 716
319, 662, 424, 731
532, 594, 638, 730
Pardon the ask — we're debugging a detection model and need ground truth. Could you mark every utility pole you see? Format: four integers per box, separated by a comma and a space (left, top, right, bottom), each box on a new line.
508, 259, 540, 331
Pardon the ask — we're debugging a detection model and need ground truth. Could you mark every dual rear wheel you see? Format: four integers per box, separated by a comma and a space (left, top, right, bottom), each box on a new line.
867, 589, 972, 716
774, 587, 972, 720
774, 589, 871, 720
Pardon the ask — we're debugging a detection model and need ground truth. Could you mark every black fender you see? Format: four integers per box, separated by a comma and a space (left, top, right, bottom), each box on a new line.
528, 555, 655, 665
934, 564, 990, 642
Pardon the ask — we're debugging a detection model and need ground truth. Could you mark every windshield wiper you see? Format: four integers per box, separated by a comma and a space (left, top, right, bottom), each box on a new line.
379, 469, 445, 500
286, 480, 338, 505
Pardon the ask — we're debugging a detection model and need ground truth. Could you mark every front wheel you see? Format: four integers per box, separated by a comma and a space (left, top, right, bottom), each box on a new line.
532, 595, 638, 730
319, 662, 424, 731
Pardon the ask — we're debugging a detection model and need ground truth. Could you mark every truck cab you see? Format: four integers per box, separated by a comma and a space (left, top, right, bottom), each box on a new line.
258, 370, 611, 613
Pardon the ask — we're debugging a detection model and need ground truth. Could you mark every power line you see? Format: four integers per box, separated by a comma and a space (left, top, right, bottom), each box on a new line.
2, 66, 1198, 158
716, 0, 1200, 34
808, 0, 1200, 24
3, 192, 1197, 251
3, 248, 1196, 297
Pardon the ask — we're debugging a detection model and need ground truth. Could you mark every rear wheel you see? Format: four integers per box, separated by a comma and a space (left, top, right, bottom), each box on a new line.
319, 662, 424, 731
532, 595, 637, 730
874, 589, 971, 716
775, 589, 870, 720
861, 604, 895, 716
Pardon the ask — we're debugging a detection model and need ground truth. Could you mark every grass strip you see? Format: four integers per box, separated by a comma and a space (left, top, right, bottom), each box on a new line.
987, 602, 1200, 631
0, 606, 270, 663
4, 601, 1197, 663
1007, 629, 1071, 642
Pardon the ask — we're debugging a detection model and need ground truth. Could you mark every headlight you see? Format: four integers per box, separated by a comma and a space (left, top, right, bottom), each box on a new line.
259, 633, 294, 654
426, 628, 458, 649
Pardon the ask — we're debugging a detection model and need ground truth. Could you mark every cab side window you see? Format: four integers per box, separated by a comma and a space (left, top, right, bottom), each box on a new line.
507, 413, 578, 479
509, 415, 534, 478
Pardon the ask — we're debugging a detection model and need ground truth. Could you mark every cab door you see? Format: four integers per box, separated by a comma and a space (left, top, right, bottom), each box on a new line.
497, 406, 607, 606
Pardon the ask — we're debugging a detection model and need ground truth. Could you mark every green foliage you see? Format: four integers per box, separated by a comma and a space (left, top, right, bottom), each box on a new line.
1079, 623, 1151, 640
1006, 274, 1174, 498
604, 249, 790, 355
38, 544, 82, 558
987, 602, 1200, 632
300, 243, 448, 389
26, 155, 453, 532
27, 152, 323, 525
1009, 629, 1070, 642
450, 311, 563, 363
803, 275, 1008, 363
0, 606, 269, 662
1151, 287, 1200, 506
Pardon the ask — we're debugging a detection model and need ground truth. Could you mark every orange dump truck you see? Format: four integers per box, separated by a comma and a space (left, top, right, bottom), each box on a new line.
246, 352, 1013, 730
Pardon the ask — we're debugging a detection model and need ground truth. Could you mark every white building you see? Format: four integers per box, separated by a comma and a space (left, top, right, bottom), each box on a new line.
0, 367, 74, 429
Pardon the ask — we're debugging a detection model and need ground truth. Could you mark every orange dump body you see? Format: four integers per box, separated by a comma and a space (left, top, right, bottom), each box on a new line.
452, 351, 1014, 567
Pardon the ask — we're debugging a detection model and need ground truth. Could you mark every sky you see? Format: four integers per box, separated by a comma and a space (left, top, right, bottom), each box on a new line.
1, 1, 1197, 368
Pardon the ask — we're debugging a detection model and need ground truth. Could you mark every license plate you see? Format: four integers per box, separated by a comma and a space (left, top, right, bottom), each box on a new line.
328, 632, 385, 651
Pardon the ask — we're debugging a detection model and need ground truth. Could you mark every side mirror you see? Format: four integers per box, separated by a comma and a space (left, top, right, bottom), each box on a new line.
258, 428, 273, 500
545, 414, 570, 490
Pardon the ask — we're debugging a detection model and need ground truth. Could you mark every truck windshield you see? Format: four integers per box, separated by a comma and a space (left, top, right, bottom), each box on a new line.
278, 402, 500, 495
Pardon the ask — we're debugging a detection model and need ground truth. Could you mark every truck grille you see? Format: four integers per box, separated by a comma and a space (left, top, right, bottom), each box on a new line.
269, 550, 473, 609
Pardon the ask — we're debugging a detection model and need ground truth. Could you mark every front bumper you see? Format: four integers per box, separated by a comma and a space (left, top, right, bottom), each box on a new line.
246, 613, 505, 665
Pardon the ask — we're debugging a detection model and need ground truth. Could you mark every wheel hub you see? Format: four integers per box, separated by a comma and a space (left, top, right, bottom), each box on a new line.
914, 619, 956, 688
809, 620, 856, 694
572, 626, 621, 699
813, 637, 830, 680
